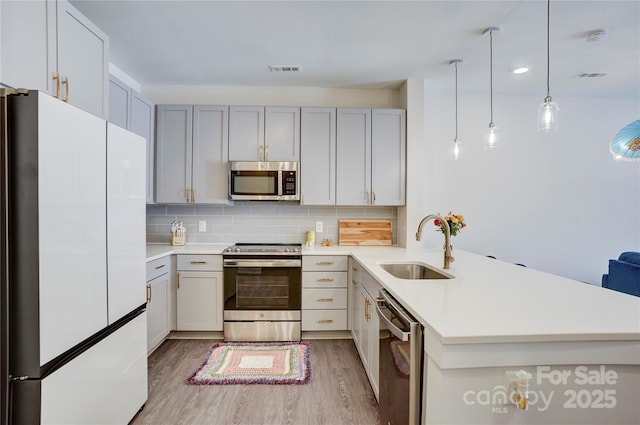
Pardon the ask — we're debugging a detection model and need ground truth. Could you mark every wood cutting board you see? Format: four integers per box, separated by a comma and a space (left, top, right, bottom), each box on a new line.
338, 219, 392, 246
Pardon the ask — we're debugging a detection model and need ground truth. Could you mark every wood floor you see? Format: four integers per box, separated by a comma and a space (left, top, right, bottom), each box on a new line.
130, 339, 380, 425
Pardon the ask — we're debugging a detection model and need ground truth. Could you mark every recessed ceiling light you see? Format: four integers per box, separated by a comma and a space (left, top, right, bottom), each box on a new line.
512, 67, 529, 75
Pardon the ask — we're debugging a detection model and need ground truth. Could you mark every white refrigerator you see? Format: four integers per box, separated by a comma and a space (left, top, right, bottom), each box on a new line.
0, 89, 147, 424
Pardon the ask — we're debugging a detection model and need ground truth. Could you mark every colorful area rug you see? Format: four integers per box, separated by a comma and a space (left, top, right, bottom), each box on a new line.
186, 342, 311, 385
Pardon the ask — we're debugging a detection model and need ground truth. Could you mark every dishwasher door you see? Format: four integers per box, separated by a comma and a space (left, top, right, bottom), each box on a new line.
376, 289, 423, 425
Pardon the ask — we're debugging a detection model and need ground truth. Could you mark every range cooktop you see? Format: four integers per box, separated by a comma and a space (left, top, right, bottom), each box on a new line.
223, 243, 302, 255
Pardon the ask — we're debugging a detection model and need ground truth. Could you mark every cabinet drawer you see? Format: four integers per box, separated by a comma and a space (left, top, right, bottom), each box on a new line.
302, 310, 347, 331
302, 271, 347, 288
177, 254, 222, 271
302, 255, 348, 271
146, 256, 171, 281
302, 288, 347, 310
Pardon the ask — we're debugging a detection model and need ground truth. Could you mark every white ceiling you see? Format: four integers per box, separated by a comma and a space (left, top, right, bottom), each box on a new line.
71, 0, 640, 98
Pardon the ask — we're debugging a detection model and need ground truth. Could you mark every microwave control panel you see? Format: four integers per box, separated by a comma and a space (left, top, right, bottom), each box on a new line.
282, 171, 297, 195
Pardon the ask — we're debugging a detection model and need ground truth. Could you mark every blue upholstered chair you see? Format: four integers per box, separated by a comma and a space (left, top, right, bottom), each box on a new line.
602, 252, 640, 297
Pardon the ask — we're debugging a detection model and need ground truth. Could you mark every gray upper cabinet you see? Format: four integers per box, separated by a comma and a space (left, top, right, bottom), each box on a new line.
300, 107, 336, 205
228, 106, 300, 162
265, 107, 300, 162
336, 108, 405, 206
1, 0, 109, 119
108, 75, 155, 203
371, 109, 406, 206
156, 105, 230, 204
336, 108, 372, 206
130, 93, 156, 204
228, 106, 264, 161
108, 76, 131, 129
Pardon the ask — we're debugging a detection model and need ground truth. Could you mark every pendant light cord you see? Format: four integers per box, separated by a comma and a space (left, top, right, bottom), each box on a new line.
489, 29, 494, 126
546, 0, 551, 99
454, 61, 459, 142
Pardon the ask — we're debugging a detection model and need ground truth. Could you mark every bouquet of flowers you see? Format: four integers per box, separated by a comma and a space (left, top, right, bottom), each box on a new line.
434, 212, 466, 236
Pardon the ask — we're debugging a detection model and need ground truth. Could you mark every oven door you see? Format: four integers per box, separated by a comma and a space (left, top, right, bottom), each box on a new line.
223, 258, 302, 311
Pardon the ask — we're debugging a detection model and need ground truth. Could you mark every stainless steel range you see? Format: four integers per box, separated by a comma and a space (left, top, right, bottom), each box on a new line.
223, 243, 302, 341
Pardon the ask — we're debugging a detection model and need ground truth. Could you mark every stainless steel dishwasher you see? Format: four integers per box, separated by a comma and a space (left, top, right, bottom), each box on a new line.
376, 289, 424, 425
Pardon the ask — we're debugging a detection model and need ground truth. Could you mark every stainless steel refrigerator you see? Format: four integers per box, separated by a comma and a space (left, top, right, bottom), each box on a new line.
1, 89, 147, 425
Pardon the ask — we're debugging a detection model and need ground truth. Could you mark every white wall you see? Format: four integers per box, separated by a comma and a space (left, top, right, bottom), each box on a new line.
423, 91, 640, 284
142, 84, 402, 108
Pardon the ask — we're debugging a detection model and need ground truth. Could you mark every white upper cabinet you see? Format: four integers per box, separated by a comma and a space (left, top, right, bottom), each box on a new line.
371, 109, 406, 206
108, 75, 130, 129
156, 105, 230, 204
0, 0, 109, 119
336, 108, 372, 206
336, 108, 405, 206
228, 106, 300, 161
300, 107, 336, 205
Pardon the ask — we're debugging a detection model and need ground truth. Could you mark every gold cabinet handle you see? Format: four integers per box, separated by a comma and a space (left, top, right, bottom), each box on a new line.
316, 261, 334, 265
190, 260, 207, 264
155, 264, 166, 270
265, 144, 269, 161
146, 284, 151, 303
364, 298, 371, 321
316, 277, 334, 282
185, 188, 191, 203
316, 297, 334, 302
259, 145, 264, 161
191, 188, 196, 203
177, 272, 180, 289
52, 72, 61, 99
61, 76, 69, 102
372, 191, 376, 205
301, 189, 304, 204
316, 319, 333, 324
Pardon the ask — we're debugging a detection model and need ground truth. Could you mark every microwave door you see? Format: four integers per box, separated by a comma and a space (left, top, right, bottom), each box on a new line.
232, 171, 277, 196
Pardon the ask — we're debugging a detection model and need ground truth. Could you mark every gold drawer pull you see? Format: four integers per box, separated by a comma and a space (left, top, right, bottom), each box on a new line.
155, 264, 166, 270
190, 261, 207, 264
316, 319, 334, 324
316, 297, 334, 302
316, 277, 334, 282
146, 284, 152, 303
317, 261, 334, 265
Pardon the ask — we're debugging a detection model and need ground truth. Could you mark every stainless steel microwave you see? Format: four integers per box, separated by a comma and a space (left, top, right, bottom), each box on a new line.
229, 161, 299, 201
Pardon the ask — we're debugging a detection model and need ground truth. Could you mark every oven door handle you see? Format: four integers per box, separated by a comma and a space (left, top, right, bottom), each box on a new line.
223, 259, 302, 268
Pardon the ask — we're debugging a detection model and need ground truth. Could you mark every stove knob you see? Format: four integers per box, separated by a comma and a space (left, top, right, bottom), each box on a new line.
293, 247, 300, 253
235, 247, 241, 252
284, 248, 291, 253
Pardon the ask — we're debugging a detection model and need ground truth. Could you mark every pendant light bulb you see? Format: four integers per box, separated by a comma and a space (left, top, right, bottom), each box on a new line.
485, 123, 499, 150
538, 0, 559, 132
538, 96, 559, 132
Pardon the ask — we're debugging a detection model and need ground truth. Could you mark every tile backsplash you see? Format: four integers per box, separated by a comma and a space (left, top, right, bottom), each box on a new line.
147, 202, 398, 245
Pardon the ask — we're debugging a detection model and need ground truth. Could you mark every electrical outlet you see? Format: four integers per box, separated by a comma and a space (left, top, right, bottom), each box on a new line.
315, 221, 323, 233
198, 220, 207, 232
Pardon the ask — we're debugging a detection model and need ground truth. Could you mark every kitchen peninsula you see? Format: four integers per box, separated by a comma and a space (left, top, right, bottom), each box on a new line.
147, 243, 640, 425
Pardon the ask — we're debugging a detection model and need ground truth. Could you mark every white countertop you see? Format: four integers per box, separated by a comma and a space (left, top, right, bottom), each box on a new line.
146, 243, 640, 365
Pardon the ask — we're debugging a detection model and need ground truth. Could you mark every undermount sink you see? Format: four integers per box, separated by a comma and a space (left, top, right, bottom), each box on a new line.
379, 262, 452, 280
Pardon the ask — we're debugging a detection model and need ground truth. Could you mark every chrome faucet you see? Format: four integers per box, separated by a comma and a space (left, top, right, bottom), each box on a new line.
416, 214, 455, 269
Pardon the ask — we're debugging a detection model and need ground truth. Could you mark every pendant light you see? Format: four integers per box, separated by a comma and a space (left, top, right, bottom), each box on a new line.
538, 0, 559, 132
483, 27, 500, 150
450, 59, 463, 160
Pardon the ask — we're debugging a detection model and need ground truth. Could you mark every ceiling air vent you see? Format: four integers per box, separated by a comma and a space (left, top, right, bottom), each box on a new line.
575, 72, 607, 78
269, 65, 302, 72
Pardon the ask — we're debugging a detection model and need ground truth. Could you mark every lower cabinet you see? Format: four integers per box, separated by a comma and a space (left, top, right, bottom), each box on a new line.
350, 258, 382, 400
146, 256, 172, 354
301, 256, 348, 331
176, 255, 223, 331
